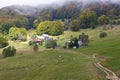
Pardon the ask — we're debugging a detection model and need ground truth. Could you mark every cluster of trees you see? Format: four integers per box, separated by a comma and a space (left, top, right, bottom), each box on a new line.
0, 33, 8, 48
14, 17, 29, 29
70, 20, 79, 31
37, 20, 64, 36
33, 2, 82, 28
52, 2, 82, 19
87, 2, 120, 17
64, 33, 89, 49
79, 33, 89, 46
78, 10, 97, 29
69, 8, 117, 31
0, 16, 30, 35
8, 27, 27, 41
33, 1, 120, 30
33, 2, 81, 22
69, 10, 108, 31
0, 1, 120, 38
68, 37, 79, 48
0, 22, 13, 35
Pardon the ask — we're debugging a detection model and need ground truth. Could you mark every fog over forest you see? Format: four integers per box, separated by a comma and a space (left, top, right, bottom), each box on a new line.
0, 0, 120, 8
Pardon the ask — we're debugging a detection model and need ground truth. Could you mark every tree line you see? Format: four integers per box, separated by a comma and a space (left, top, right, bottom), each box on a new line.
0, 1, 120, 42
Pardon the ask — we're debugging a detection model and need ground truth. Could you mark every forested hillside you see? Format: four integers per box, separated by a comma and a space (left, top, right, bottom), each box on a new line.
0, 0, 120, 34
0, 0, 120, 80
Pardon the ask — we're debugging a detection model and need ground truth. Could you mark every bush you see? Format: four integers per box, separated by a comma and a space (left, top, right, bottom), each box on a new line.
112, 20, 120, 25
2, 46, 16, 58
45, 40, 56, 48
68, 41, 74, 48
70, 20, 79, 32
45, 40, 53, 48
0, 34, 8, 48
33, 44, 39, 52
9, 27, 27, 41
52, 40, 57, 49
73, 38, 79, 48
28, 41, 34, 45
99, 32, 107, 38
117, 20, 120, 25
0, 42, 9, 48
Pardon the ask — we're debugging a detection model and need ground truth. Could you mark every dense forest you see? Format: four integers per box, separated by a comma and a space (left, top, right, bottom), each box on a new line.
0, 0, 120, 35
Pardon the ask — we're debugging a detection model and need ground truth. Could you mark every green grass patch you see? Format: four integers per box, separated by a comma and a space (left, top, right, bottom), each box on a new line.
55, 25, 120, 75
0, 49, 101, 80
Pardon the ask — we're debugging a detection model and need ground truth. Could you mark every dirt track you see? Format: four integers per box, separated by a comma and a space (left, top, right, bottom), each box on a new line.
93, 55, 120, 80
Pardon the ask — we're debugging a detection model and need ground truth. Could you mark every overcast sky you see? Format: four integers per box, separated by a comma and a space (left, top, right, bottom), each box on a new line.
0, 0, 119, 8
0, 0, 64, 8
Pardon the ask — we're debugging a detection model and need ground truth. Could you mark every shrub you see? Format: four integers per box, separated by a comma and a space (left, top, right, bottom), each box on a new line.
0, 34, 8, 48
0, 42, 9, 48
112, 20, 116, 25
68, 41, 74, 48
99, 32, 107, 38
9, 27, 27, 41
2, 46, 16, 58
28, 41, 34, 45
52, 40, 57, 49
73, 38, 79, 48
70, 20, 79, 31
33, 44, 39, 52
117, 20, 120, 25
45, 40, 53, 48
45, 40, 56, 48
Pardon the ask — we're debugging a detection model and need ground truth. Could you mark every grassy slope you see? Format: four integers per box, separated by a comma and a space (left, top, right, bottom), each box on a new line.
58, 25, 120, 75
0, 49, 100, 80
0, 25, 119, 79
0, 41, 45, 55
77, 26, 120, 75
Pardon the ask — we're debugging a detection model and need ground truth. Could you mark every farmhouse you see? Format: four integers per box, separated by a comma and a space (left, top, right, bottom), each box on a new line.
32, 34, 52, 44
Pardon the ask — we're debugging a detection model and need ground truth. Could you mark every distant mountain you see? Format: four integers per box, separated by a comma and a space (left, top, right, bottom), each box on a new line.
0, 0, 120, 19
0, 5, 42, 16
0, 0, 120, 30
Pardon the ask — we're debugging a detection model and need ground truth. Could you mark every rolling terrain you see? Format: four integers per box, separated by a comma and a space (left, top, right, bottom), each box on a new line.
0, 25, 120, 79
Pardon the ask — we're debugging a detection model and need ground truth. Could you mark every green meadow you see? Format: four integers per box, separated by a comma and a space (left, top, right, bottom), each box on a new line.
58, 25, 120, 76
0, 49, 102, 80
0, 25, 120, 80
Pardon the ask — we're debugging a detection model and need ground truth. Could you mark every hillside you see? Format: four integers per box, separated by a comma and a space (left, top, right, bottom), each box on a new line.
0, 0, 120, 32
0, 49, 102, 80
0, 0, 120, 18
0, 25, 120, 80
0, 0, 120, 79
56, 25, 120, 76
77, 26, 120, 76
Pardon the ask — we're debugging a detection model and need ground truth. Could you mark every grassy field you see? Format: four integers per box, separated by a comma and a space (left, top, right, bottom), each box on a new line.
76, 26, 120, 76
0, 25, 119, 80
0, 49, 102, 80
0, 40, 46, 55
57, 25, 120, 76
55, 27, 102, 46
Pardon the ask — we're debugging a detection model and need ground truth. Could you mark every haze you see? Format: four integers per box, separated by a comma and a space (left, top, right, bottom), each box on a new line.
0, 0, 119, 8
0, 0, 64, 8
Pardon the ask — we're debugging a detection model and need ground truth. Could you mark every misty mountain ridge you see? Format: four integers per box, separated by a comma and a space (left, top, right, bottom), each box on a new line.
0, 0, 120, 16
